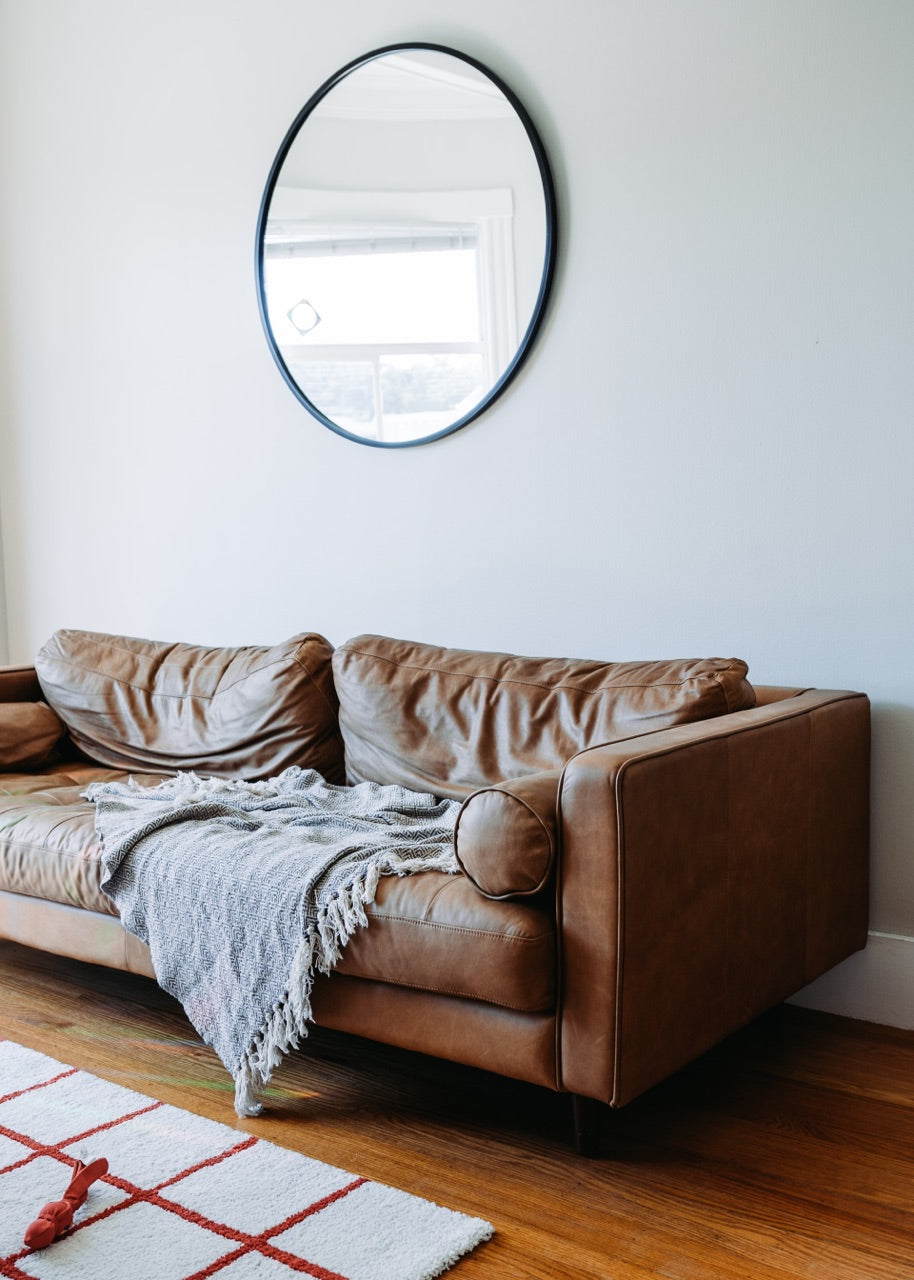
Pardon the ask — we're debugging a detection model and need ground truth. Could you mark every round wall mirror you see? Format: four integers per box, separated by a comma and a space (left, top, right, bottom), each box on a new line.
256, 44, 557, 447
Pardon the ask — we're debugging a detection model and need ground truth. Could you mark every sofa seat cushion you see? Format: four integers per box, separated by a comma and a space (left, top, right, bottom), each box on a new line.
0, 769, 555, 1014
336, 872, 554, 1013
0, 766, 172, 915
35, 630, 345, 783
333, 634, 755, 797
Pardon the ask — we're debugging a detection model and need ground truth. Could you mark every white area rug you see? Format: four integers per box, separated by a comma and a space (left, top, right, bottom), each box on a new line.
0, 1041, 492, 1280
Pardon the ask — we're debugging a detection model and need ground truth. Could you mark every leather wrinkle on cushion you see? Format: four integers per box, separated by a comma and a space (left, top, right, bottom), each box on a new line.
35, 629, 345, 782
333, 634, 756, 798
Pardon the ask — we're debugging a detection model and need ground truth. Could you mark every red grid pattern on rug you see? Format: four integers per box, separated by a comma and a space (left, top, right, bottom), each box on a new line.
0, 1067, 367, 1280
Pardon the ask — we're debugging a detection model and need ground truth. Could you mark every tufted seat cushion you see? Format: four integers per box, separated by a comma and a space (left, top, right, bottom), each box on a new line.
336, 872, 554, 1012
0, 765, 174, 915
0, 766, 555, 1014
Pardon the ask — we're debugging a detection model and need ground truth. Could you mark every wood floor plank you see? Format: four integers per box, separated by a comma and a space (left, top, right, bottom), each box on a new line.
3, 942, 914, 1278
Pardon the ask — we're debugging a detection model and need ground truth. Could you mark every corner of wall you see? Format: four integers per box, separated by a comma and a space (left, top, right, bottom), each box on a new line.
789, 932, 914, 1029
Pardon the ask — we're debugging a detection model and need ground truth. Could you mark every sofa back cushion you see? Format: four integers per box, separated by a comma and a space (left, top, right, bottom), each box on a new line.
36, 630, 345, 782
333, 634, 756, 798
0, 702, 66, 769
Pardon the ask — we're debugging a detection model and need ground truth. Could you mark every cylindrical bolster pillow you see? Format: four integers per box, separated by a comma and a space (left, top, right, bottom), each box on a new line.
455, 770, 560, 899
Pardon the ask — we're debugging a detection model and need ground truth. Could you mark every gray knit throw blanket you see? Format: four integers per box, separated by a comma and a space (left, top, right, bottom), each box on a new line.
86, 767, 460, 1117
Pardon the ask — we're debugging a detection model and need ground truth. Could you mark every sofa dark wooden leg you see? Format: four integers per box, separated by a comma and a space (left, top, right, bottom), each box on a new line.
571, 1094, 602, 1158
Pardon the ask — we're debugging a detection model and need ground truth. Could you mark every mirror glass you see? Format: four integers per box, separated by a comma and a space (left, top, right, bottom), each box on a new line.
256, 45, 556, 447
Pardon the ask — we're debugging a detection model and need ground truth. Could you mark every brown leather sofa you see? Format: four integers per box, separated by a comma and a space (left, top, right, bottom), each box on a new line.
0, 629, 870, 1151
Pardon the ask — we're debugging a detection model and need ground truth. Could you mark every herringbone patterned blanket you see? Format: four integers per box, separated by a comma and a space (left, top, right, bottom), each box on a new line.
86, 768, 460, 1115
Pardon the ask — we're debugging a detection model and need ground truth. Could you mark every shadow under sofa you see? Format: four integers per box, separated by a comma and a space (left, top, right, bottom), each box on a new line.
0, 630, 870, 1153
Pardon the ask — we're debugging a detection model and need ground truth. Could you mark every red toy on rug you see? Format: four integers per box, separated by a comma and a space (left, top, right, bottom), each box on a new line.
23, 1157, 109, 1249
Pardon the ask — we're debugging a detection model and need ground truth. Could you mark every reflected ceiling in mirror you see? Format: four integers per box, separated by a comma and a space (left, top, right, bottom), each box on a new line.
256, 44, 556, 447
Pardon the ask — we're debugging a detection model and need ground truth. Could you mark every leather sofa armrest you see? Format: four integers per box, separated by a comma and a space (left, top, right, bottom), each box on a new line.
455, 770, 561, 899
557, 689, 870, 1108
0, 665, 42, 702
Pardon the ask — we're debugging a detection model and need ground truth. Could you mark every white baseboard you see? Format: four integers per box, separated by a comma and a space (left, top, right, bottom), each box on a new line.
789, 931, 914, 1029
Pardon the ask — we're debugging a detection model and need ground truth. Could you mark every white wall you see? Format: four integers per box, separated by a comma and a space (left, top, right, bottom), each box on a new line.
1, 0, 913, 1022
0, 521, 8, 663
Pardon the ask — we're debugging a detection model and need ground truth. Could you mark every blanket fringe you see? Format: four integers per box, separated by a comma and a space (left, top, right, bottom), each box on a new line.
88, 765, 459, 1120
233, 863, 383, 1117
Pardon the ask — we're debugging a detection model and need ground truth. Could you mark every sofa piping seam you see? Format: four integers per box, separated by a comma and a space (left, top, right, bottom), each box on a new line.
0, 831, 103, 858
334, 969, 552, 1012
338, 646, 744, 698
37, 635, 332, 702
364, 913, 553, 944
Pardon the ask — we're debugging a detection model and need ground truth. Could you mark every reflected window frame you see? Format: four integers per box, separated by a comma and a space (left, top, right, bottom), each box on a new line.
255, 42, 557, 448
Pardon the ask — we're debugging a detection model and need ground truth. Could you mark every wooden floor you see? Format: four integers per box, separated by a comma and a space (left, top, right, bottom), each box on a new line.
2, 942, 914, 1279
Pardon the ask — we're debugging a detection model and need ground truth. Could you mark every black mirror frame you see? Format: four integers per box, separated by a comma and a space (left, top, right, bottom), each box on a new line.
255, 42, 557, 448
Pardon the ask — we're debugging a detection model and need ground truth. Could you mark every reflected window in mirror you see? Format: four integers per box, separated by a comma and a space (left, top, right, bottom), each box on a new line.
256, 45, 556, 447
